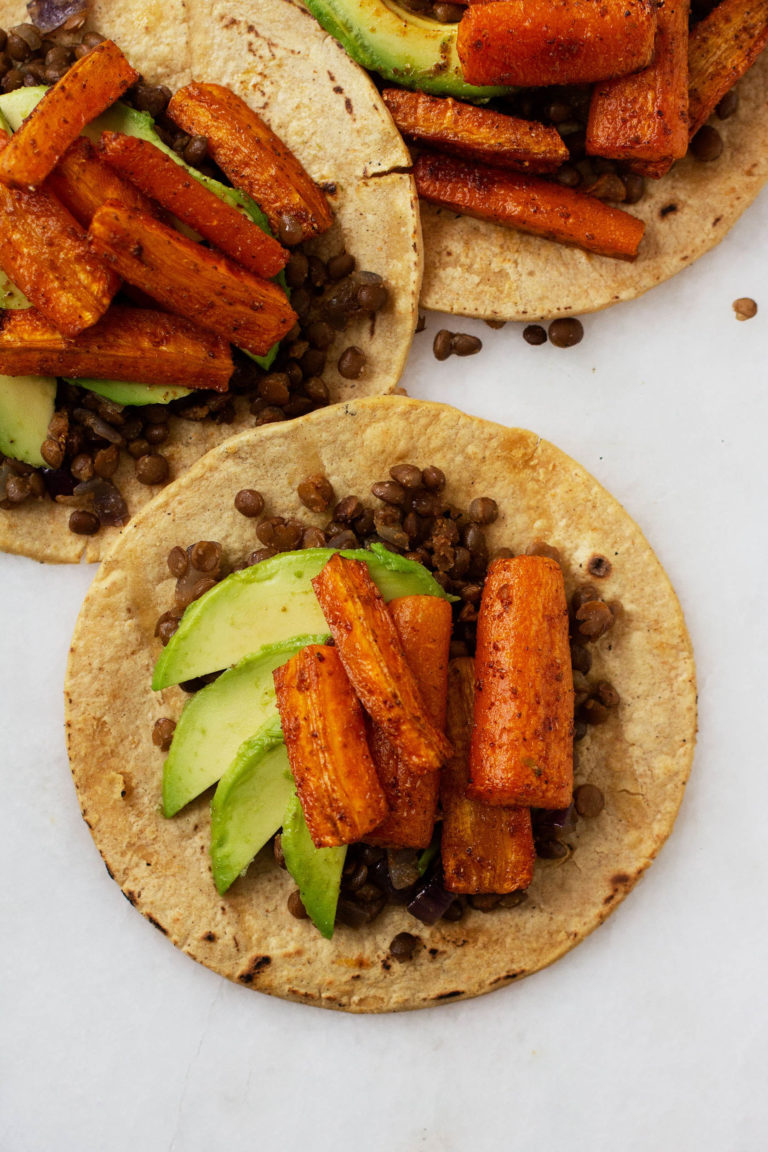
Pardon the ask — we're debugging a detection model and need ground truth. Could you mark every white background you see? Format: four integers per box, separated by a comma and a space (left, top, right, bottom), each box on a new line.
2, 187, 767, 1152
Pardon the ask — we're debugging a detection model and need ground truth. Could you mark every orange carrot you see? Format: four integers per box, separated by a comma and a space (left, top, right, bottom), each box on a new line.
274, 645, 389, 848
688, 0, 768, 139
89, 201, 297, 357
442, 658, 535, 894
98, 132, 289, 280
366, 595, 453, 848
382, 89, 568, 175
587, 0, 690, 176
166, 82, 333, 242
414, 151, 645, 260
311, 555, 453, 774
468, 556, 574, 809
457, 0, 656, 88
0, 306, 233, 389
45, 136, 158, 228
0, 40, 137, 189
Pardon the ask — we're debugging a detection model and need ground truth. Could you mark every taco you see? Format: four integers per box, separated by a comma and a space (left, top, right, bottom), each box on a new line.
65, 396, 696, 1012
301, 0, 768, 320
0, 0, 420, 562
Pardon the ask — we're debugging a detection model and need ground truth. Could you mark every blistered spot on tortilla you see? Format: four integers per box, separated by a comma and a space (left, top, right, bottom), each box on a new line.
660, 203, 678, 218
237, 955, 272, 983
146, 913, 168, 936
433, 990, 463, 1000
202, 931, 217, 942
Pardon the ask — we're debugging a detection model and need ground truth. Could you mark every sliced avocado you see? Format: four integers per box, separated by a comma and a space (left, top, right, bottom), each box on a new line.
64, 377, 192, 406
209, 718, 295, 894
162, 633, 329, 817
303, 0, 511, 101
153, 543, 452, 690
0, 375, 56, 467
282, 793, 346, 939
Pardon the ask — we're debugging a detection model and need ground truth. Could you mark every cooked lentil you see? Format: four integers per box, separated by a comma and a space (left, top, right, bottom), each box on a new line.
548, 318, 584, 348
234, 488, 265, 518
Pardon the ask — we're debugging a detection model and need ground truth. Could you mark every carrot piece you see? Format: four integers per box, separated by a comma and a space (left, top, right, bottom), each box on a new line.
414, 152, 645, 261
688, 0, 768, 139
0, 40, 137, 189
456, 0, 656, 88
273, 645, 389, 848
166, 82, 333, 242
366, 595, 453, 848
382, 89, 568, 175
98, 132, 289, 280
45, 136, 158, 228
441, 659, 535, 894
88, 201, 297, 357
468, 556, 574, 809
0, 130, 118, 337
311, 555, 453, 774
0, 306, 233, 390
586, 0, 690, 175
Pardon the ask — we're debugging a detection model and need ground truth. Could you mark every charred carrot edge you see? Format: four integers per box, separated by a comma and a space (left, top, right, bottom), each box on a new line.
366, 595, 453, 848
414, 151, 645, 261
456, 0, 656, 88
688, 0, 768, 139
382, 89, 568, 175
0, 40, 138, 189
442, 659, 535, 895
166, 82, 333, 242
46, 137, 159, 228
468, 556, 574, 810
89, 201, 296, 357
0, 306, 233, 390
586, 0, 690, 170
274, 645, 389, 849
312, 555, 453, 774
98, 132, 289, 280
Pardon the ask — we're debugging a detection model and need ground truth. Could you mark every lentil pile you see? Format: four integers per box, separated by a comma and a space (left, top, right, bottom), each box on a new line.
154, 465, 621, 943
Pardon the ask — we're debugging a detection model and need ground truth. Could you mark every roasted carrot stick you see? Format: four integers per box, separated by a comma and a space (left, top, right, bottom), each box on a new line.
442, 659, 535, 894
89, 201, 297, 357
382, 89, 568, 175
457, 0, 656, 88
166, 82, 333, 242
0, 306, 234, 389
366, 595, 453, 848
98, 132, 289, 280
312, 555, 453, 774
0, 40, 137, 189
688, 0, 768, 139
0, 131, 118, 336
468, 556, 574, 809
414, 152, 645, 261
46, 137, 158, 228
587, 0, 690, 176
274, 644, 389, 848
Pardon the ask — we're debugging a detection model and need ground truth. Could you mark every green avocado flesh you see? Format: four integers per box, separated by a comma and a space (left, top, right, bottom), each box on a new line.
162, 633, 329, 818
303, 0, 510, 101
64, 378, 192, 406
209, 718, 295, 894
282, 793, 346, 939
153, 543, 450, 690
0, 375, 56, 466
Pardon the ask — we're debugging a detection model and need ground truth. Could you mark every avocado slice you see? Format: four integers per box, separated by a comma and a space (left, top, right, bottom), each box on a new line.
162, 633, 329, 817
64, 378, 192, 406
153, 543, 452, 690
0, 374, 56, 467
209, 717, 295, 894
282, 793, 346, 939
303, 0, 511, 101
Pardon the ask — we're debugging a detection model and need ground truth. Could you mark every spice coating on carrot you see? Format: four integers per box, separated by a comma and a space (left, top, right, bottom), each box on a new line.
0, 40, 138, 189
312, 555, 453, 774
414, 152, 645, 261
274, 645, 388, 848
688, 0, 768, 139
442, 659, 535, 894
46, 137, 159, 228
468, 556, 574, 810
366, 595, 452, 848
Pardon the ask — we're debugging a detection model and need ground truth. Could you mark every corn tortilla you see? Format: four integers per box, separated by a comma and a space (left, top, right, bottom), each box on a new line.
65, 396, 697, 1012
0, 0, 421, 562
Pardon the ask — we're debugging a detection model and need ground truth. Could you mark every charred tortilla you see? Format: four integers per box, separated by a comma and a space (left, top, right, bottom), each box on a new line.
0, 0, 420, 562
65, 396, 697, 1012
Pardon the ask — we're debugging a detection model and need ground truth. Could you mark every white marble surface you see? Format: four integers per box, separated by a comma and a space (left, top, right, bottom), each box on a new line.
2, 188, 767, 1152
